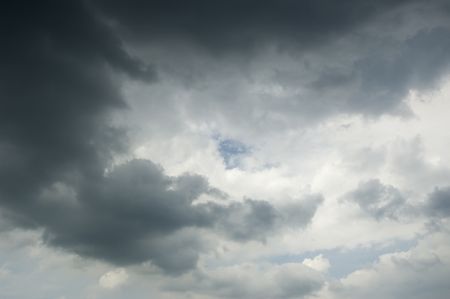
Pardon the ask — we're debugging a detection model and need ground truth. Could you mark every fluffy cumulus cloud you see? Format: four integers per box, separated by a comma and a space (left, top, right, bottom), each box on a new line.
1, 0, 450, 298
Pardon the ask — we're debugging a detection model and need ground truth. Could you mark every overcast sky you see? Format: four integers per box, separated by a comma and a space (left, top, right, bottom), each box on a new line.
1, 1, 450, 298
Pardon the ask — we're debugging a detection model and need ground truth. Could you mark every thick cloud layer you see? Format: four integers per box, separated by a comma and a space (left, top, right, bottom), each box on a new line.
2, 0, 450, 298
0, 0, 153, 207
93, 0, 410, 53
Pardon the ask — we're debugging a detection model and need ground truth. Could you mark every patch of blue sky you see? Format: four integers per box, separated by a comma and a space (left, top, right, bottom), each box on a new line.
267, 239, 417, 278
215, 137, 251, 169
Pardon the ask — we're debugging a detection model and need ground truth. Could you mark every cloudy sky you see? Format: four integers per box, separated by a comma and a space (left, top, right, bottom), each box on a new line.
1, 0, 450, 298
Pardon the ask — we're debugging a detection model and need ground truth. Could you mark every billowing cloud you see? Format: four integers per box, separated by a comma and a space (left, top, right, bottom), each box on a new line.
2, 157, 323, 274
0, 0, 154, 219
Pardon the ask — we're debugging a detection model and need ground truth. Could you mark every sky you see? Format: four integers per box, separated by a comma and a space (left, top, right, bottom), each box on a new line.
1, 0, 450, 298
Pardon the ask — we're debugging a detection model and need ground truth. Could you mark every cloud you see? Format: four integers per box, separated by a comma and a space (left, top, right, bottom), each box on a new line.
166, 262, 326, 299
344, 178, 450, 223
1, 157, 322, 274
213, 194, 323, 242
344, 179, 408, 220
95, 0, 450, 136
99, 268, 129, 289
303, 254, 331, 273
0, 0, 316, 276
425, 186, 450, 218
93, 0, 410, 55
0, 0, 154, 217
2, 1, 450, 297
325, 231, 450, 299
338, 27, 450, 116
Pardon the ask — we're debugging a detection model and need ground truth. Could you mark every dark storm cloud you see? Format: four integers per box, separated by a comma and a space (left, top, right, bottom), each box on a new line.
39, 160, 216, 273
344, 179, 408, 220
93, 0, 410, 54
17, 159, 321, 274
0, 0, 154, 207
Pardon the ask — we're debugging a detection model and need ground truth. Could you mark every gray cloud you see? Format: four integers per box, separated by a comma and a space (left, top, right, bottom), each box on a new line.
0, 0, 162, 270
344, 179, 408, 220
209, 198, 279, 242
262, 24, 450, 119
93, 0, 411, 55
108, 1, 450, 146
2, 157, 323, 274
346, 27, 450, 115
211, 194, 323, 242
426, 186, 450, 218
0, 0, 154, 208
345, 179, 450, 223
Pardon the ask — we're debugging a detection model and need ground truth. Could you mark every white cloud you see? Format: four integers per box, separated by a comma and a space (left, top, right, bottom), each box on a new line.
303, 254, 331, 273
99, 268, 129, 289
320, 226, 450, 299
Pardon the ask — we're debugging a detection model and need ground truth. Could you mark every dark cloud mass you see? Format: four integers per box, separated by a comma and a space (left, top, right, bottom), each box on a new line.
0, 0, 154, 207
93, 0, 410, 53
3, 156, 322, 274
52, 159, 321, 273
